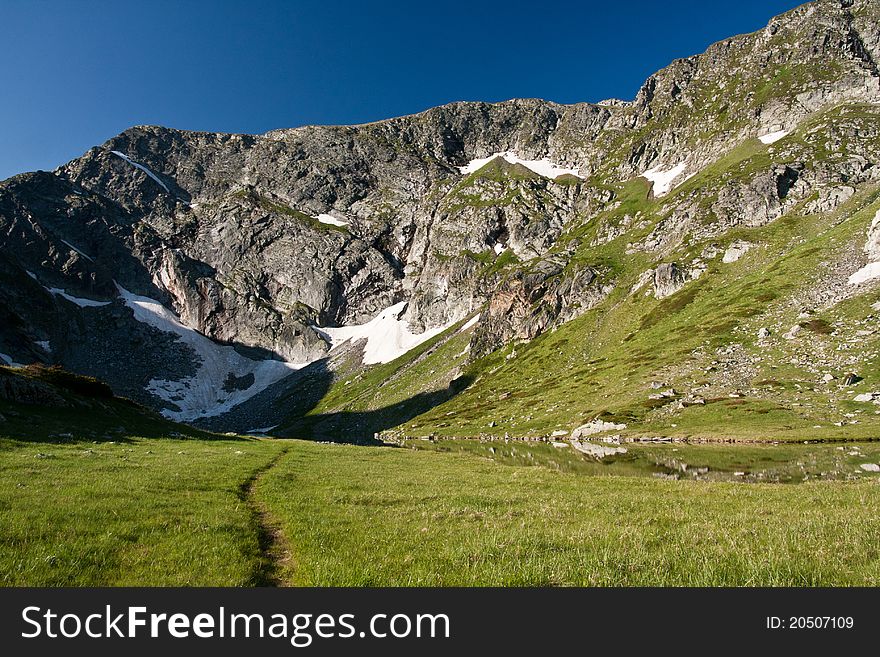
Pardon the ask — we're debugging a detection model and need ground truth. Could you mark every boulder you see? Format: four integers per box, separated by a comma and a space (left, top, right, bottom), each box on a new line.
653, 263, 687, 299
864, 209, 880, 261
571, 419, 627, 438
722, 241, 752, 263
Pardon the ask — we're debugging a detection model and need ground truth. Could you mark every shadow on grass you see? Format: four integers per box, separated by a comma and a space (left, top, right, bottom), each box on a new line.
281, 369, 474, 444
0, 366, 262, 444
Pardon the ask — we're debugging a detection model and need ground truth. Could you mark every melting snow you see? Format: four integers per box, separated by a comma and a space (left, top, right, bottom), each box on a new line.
642, 162, 687, 196
60, 239, 93, 262
116, 284, 306, 421
0, 353, 21, 367
317, 213, 348, 227
46, 287, 111, 308
459, 152, 581, 179
317, 301, 452, 365
759, 130, 789, 145
247, 425, 279, 435
461, 315, 480, 331
111, 150, 170, 193
848, 262, 880, 286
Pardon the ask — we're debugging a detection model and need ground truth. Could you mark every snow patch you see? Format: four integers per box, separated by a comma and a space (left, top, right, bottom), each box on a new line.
111, 150, 170, 193
0, 353, 21, 367
493, 242, 506, 255
317, 301, 452, 365
316, 213, 348, 227
848, 262, 880, 286
46, 287, 111, 308
60, 240, 93, 262
642, 162, 687, 196
461, 315, 480, 331
116, 284, 306, 421
759, 129, 789, 145
247, 425, 279, 435
35, 340, 51, 352
460, 152, 581, 179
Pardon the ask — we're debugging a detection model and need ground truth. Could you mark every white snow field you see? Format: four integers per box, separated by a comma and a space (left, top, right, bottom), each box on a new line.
46, 287, 111, 308
642, 161, 687, 196
246, 425, 279, 435
759, 129, 789, 144
110, 150, 170, 192
849, 210, 880, 285
116, 284, 306, 420
316, 301, 452, 365
459, 152, 581, 179
460, 314, 480, 331
316, 213, 349, 227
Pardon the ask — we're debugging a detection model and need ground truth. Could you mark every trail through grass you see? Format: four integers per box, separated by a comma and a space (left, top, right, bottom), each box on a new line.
4, 431, 880, 587
257, 440, 880, 586
0, 435, 286, 586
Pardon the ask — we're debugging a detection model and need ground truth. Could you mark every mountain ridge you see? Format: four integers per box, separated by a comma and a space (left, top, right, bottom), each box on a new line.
2, 0, 880, 440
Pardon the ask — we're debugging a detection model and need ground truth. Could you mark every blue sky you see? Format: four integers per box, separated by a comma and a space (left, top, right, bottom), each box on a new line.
0, 0, 805, 180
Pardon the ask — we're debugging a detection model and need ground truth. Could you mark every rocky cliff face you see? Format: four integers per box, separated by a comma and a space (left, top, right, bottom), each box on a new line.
2, 0, 880, 436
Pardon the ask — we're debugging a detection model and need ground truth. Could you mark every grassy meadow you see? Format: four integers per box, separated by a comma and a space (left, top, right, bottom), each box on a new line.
256, 440, 880, 586
4, 422, 879, 586
2, 365, 879, 587
0, 434, 286, 586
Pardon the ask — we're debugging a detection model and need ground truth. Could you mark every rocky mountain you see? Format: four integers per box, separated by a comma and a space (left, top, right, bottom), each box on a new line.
3, 0, 880, 441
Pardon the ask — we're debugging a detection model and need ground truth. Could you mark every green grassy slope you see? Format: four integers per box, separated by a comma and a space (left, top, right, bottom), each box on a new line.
3, 366, 880, 587
285, 103, 880, 441
256, 440, 880, 586
0, 435, 285, 585
0, 365, 209, 442
0, 366, 288, 586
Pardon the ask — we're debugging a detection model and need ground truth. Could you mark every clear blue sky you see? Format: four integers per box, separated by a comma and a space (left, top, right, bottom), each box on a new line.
0, 0, 805, 180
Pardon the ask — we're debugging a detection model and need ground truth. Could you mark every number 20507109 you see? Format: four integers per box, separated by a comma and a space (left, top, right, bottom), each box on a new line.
766, 616, 854, 629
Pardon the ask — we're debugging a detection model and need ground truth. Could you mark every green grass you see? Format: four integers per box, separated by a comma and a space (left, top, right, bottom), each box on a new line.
377, 176, 880, 441
257, 440, 880, 586
3, 369, 880, 588
232, 188, 348, 233
0, 435, 286, 586
466, 156, 541, 183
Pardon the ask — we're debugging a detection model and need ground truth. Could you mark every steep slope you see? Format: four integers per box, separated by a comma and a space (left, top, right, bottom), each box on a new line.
1, 0, 879, 438
0, 364, 208, 441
